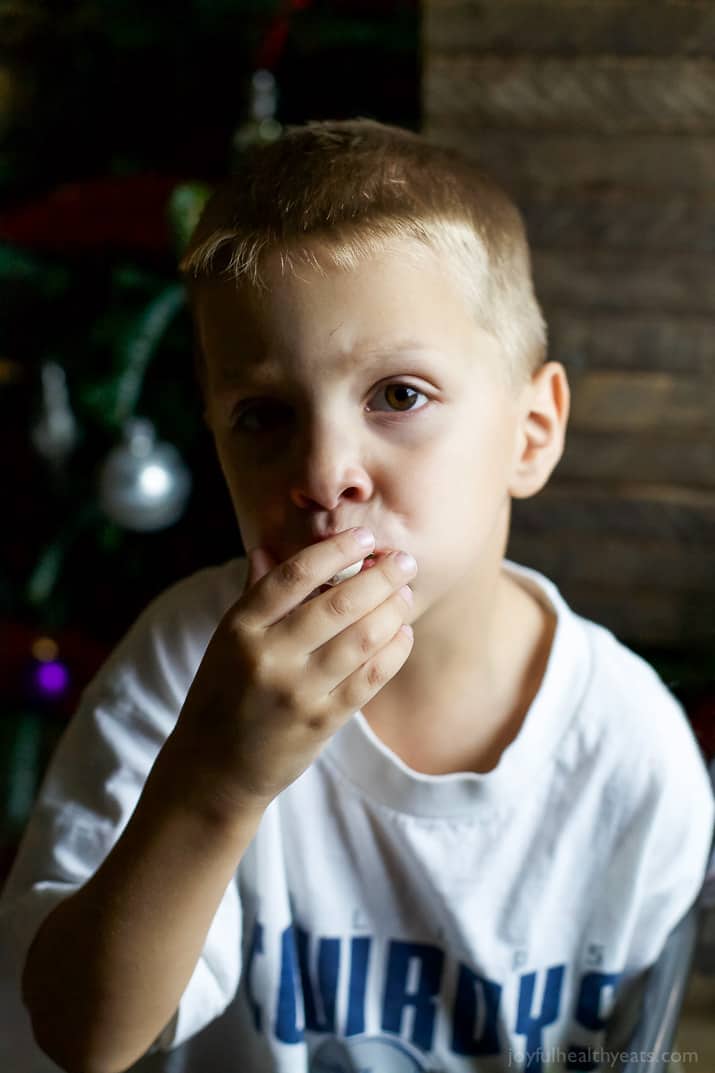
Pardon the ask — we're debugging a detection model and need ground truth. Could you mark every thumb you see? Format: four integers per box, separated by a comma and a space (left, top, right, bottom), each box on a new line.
244, 546, 275, 592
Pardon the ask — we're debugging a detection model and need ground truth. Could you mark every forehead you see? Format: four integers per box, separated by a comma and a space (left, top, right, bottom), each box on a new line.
195, 237, 501, 382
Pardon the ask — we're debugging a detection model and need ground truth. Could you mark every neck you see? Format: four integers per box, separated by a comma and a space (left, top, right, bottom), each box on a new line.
362, 538, 555, 775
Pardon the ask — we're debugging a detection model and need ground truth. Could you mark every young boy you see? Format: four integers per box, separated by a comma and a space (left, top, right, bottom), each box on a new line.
1, 119, 713, 1073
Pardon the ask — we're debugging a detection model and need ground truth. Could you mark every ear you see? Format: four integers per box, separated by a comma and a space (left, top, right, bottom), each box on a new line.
508, 362, 570, 500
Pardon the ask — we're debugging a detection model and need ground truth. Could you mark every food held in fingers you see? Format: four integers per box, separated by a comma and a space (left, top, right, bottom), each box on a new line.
326, 559, 364, 586
326, 551, 382, 585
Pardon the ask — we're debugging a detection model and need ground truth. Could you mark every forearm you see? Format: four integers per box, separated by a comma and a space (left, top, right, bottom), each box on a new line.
21, 731, 265, 1073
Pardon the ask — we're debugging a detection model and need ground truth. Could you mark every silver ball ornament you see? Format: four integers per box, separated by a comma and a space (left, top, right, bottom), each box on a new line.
99, 418, 191, 532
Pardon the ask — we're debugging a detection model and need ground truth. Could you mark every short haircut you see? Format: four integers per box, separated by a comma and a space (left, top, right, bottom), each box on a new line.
181, 117, 546, 388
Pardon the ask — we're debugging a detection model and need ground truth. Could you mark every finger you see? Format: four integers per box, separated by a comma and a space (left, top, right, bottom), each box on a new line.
285, 550, 417, 655
328, 617, 415, 718
310, 585, 413, 688
236, 528, 376, 629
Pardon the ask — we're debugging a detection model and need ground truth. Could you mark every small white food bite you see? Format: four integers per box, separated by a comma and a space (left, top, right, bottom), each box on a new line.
326, 559, 364, 586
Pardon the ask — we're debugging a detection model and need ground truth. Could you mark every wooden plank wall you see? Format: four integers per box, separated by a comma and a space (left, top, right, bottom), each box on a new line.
423, 0, 715, 649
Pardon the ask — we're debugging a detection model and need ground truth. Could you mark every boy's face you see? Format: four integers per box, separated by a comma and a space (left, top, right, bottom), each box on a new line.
197, 237, 529, 619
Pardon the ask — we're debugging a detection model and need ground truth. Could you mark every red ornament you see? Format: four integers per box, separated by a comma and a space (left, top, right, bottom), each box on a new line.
0, 174, 184, 255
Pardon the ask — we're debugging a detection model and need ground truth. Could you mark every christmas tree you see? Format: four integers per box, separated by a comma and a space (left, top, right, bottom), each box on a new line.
0, 0, 420, 876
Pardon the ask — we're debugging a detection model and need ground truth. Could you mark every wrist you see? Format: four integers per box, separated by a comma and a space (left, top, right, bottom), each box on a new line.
149, 725, 271, 837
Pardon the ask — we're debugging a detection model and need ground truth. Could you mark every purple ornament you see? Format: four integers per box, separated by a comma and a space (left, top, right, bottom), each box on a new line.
34, 660, 70, 698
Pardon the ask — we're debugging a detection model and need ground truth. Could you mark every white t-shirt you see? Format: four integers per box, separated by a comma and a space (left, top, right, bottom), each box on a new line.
1, 558, 712, 1073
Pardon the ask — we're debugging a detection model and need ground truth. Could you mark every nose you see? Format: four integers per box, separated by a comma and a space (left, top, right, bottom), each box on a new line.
289, 418, 373, 511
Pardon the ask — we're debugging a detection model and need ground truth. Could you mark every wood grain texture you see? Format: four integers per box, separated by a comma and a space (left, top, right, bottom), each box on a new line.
558, 431, 715, 488
512, 480, 715, 542
507, 532, 711, 590
424, 1, 715, 57
426, 56, 715, 134
423, 0, 715, 648
547, 312, 713, 376
522, 191, 715, 254
566, 370, 714, 432
532, 250, 715, 314
422, 129, 715, 193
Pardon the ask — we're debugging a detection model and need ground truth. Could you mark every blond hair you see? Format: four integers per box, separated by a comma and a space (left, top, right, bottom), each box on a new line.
180, 118, 546, 387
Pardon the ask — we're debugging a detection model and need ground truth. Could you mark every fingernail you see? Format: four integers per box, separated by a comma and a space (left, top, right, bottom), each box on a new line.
399, 585, 413, 605
395, 551, 417, 573
353, 527, 375, 549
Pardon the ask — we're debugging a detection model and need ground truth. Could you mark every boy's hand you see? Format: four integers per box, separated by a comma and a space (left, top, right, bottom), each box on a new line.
170, 529, 416, 819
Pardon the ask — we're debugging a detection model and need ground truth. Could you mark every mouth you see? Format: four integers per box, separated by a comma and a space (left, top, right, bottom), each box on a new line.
352, 549, 392, 575
359, 550, 383, 571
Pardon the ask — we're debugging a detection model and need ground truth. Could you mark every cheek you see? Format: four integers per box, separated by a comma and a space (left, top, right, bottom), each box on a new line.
213, 439, 291, 538
212, 436, 259, 513
408, 430, 509, 541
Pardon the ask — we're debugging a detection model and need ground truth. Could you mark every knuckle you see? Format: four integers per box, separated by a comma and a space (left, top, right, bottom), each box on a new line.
277, 558, 311, 588
357, 623, 379, 656
305, 712, 329, 733
366, 658, 389, 690
244, 638, 276, 677
226, 605, 255, 640
253, 654, 292, 700
271, 681, 297, 713
326, 590, 355, 618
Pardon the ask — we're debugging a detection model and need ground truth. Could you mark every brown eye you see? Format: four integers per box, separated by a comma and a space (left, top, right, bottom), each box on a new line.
380, 384, 427, 413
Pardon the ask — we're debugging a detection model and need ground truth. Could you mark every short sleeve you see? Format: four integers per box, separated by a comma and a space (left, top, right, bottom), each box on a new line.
605, 687, 714, 974
0, 564, 246, 1067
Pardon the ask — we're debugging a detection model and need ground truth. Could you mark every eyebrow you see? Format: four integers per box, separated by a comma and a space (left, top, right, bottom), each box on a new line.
218, 340, 442, 385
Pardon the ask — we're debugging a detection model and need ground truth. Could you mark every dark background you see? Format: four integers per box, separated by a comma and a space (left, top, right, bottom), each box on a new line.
1, 0, 419, 643
0, 0, 420, 873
